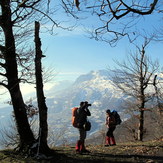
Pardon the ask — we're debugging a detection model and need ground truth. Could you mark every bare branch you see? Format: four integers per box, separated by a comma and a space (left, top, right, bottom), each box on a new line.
19, 0, 41, 8
74, 0, 80, 10
120, 0, 158, 15
62, 0, 161, 45
108, 39, 162, 140
0, 82, 8, 89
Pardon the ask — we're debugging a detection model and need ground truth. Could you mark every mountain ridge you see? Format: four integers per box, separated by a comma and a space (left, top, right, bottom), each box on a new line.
0, 69, 129, 147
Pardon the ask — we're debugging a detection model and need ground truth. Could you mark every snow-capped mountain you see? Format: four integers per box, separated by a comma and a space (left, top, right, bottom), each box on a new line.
0, 69, 127, 147
0, 69, 162, 148
45, 70, 127, 144
48, 70, 125, 112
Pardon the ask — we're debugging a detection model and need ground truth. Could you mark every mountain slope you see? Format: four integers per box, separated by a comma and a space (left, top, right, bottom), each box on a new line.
1, 139, 163, 162
46, 70, 127, 144
0, 69, 162, 148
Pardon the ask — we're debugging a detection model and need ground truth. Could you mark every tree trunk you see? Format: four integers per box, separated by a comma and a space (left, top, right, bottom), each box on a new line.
1, 0, 35, 149
138, 110, 144, 141
138, 97, 145, 141
34, 21, 51, 154
137, 49, 146, 141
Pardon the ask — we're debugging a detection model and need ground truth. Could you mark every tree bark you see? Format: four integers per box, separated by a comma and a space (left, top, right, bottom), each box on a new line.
34, 21, 51, 154
138, 110, 144, 141
137, 49, 145, 141
1, 0, 35, 149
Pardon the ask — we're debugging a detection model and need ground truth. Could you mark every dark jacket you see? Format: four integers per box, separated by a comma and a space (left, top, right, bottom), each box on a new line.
105, 114, 116, 128
77, 106, 91, 128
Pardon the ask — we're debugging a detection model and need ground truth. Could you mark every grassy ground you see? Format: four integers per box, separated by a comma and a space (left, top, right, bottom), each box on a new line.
0, 139, 163, 163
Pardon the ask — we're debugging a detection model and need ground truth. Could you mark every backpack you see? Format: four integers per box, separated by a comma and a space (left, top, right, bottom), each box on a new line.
72, 107, 79, 128
112, 110, 122, 125
83, 120, 91, 131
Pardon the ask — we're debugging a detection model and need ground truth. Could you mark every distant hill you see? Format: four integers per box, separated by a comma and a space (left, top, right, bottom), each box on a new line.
0, 69, 162, 147
45, 70, 128, 145
0, 69, 127, 147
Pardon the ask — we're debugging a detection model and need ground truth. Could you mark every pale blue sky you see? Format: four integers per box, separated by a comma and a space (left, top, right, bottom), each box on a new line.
39, 1, 163, 82
1, 1, 163, 105
40, 28, 163, 82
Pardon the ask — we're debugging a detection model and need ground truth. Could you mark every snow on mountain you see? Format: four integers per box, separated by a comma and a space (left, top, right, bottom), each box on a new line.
46, 70, 127, 144
0, 69, 127, 146
0, 69, 162, 148
48, 69, 125, 112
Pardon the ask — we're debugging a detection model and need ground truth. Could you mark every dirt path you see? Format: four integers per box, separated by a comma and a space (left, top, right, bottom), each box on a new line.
0, 141, 163, 163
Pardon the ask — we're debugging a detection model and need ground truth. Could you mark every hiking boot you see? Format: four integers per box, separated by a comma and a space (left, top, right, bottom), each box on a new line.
104, 144, 110, 147
110, 137, 116, 145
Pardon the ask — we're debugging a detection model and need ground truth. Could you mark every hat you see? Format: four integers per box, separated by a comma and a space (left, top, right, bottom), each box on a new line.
80, 101, 84, 107
106, 109, 111, 114
84, 101, 88, 105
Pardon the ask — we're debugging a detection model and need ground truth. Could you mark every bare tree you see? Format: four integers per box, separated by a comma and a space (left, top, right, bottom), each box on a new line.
48, 125, 70, 148
109, 40, 161, 141
0, 0, 36, 151
0, 104, 39, 149
63, 0, 162, 46
34, 21, 53, 155
0, 0, 61, 154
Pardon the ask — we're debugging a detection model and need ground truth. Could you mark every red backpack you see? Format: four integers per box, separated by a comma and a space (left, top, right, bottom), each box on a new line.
72, 107, 79, 128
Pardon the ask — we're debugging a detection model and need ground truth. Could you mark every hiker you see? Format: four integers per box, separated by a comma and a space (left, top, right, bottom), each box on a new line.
75, 101, 91, 153
105, 109, 116, 146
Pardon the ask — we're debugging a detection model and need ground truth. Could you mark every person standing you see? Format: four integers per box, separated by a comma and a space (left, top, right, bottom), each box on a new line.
105, 109, 116, 146
75, 101, 91, 154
